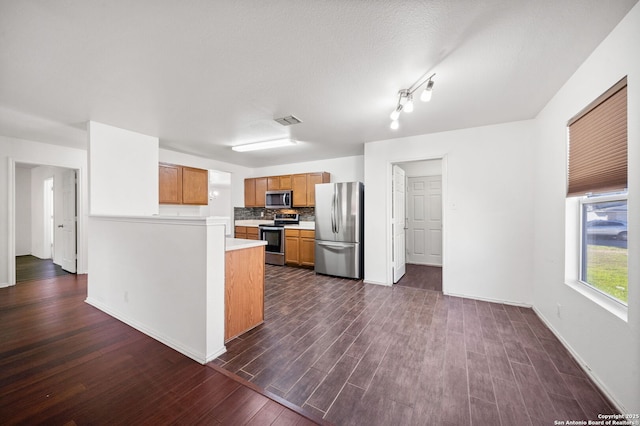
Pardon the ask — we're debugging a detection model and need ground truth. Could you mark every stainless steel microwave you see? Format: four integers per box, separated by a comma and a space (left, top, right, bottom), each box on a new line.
265, 190, 292, 209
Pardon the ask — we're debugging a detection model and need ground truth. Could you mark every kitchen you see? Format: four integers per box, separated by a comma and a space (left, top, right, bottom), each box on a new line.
84, 120, 365, 366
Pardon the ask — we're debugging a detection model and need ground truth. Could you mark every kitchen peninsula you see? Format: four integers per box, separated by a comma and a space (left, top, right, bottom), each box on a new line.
88, 215, 264, 365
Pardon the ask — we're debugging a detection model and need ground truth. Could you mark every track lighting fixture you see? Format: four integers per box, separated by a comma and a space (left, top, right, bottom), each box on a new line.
390, 72, 436, 130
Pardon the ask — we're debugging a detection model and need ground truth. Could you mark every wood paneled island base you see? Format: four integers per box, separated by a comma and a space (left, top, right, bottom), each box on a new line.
225, 243, 265, 342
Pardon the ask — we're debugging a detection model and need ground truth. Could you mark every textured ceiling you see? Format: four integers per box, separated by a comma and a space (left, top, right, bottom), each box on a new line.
0, 0, 637, 167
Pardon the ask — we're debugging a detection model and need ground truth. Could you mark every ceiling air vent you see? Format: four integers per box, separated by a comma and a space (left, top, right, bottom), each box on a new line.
274, 115, 303, 126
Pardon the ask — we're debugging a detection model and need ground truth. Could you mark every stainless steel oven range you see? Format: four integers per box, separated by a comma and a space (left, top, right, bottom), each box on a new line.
259, 213, 299, 265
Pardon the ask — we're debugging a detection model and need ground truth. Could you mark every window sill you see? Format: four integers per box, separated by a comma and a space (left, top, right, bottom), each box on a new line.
565, 279, 628, 322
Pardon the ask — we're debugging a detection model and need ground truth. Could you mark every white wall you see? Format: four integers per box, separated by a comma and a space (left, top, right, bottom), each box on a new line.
87, 216, 227, 363
364, 120, 535, 308
399, 159, 442, 177
254, 155, 364, 184
532, 3, 640, 413
0, 135, 88, 286
15, 166, 32, 256
88, 121, 159, 216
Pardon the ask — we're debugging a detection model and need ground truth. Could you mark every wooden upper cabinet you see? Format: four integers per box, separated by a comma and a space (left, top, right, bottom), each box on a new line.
255, 178, 267, 207
292, 172, 330, 207
159, 163, 208, 205
245, 172, 329, 207
291, 174, 308, 207
182, 167, 208, 205
267, 176, 280, 190
159, 163, 182, 204
244, 179, 256, 207
307, 172, 329, 206
244, 177, 268, 207
279, 175, 292, 190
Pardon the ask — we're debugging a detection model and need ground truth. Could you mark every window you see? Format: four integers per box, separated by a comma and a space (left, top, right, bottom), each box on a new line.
580, 193, 628, 304
567, 76, 628, 307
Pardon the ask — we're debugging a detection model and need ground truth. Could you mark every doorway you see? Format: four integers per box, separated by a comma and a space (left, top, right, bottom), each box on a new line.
392, 158, 443, 290
14, 163, 78, 283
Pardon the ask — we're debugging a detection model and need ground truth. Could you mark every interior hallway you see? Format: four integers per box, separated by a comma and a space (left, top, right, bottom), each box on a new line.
15, 255, 72, 283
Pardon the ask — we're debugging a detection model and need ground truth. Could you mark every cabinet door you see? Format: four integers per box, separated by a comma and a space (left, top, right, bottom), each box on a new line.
246, 227, 259, 240
292, 174, 308, 206
235, 226, 247, 239
279, 175, 292, 190
255, 177, 268, 207
267, 176, 280, 190
300, 230, 315, 266
182, 167, 209, 205
159, 163, 182, 204
284, 229, 300, 265
244, 179, 256, 207
307, 172, 330, 206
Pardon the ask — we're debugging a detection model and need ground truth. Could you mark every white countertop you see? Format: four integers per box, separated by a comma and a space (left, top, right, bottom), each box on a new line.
235, 220, 315, 231
235, 220, 273, 227
225, 238, 267, 252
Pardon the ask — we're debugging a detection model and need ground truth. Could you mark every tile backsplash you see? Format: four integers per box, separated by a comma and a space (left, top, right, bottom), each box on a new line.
234, 207, 315, 221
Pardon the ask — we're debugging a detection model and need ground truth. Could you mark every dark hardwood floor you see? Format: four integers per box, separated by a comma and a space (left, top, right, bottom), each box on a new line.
15, 255, 72, 283
214, 265, 618, 425
0, 274, 323, 425
396, 263, 442, 291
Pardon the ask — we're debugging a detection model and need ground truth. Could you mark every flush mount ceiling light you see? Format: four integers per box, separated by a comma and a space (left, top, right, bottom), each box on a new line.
231, 138, 297, 152
390, 72, 436, 130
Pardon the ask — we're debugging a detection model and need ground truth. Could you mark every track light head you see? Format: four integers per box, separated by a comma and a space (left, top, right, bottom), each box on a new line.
403, 95, 414, 113
420, 79, 435, 102
390, 120, 399, 130
390, 105, 402, 121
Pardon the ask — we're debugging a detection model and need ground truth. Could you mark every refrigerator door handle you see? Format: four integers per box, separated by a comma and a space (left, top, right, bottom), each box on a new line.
331, 187, 336, 233
316, 241, 353, 249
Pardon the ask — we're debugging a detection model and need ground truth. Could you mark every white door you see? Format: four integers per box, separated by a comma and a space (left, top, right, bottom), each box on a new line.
61, 169, 77, 273
392, 165, 406, 283
407, 176, 442, 266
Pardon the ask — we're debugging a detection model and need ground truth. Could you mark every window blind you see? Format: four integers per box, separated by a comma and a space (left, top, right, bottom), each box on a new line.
567, 77, 627, 197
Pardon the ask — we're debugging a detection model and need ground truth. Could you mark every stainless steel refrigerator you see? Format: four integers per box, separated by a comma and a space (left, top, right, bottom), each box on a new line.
314, 182, 364, 279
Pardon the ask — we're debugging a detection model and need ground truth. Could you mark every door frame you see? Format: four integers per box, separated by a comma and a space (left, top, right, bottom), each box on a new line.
7, 158, 85, 286
388, 155, 447, 289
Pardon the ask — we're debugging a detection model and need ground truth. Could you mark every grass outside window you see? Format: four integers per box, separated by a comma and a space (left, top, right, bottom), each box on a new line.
584, 244, 628, 304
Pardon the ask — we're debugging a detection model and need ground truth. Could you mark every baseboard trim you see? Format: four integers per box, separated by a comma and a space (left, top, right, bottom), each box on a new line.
85, 297, 225, 365
443, 290, 532, 308
363, 279, 391, 287
0, 282, 11, 288
532, 306, 626, 414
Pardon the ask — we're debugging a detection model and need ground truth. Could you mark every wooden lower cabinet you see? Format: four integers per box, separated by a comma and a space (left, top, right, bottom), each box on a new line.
225, 245, 265, 341
285, 229, 315, 267
235, 226, 259, 240
299, 230, 315, 267
284, 230, 300, 265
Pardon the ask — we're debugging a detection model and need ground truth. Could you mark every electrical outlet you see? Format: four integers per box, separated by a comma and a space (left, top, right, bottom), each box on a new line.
124, 291, 129, 303
556, 303, 562, 318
